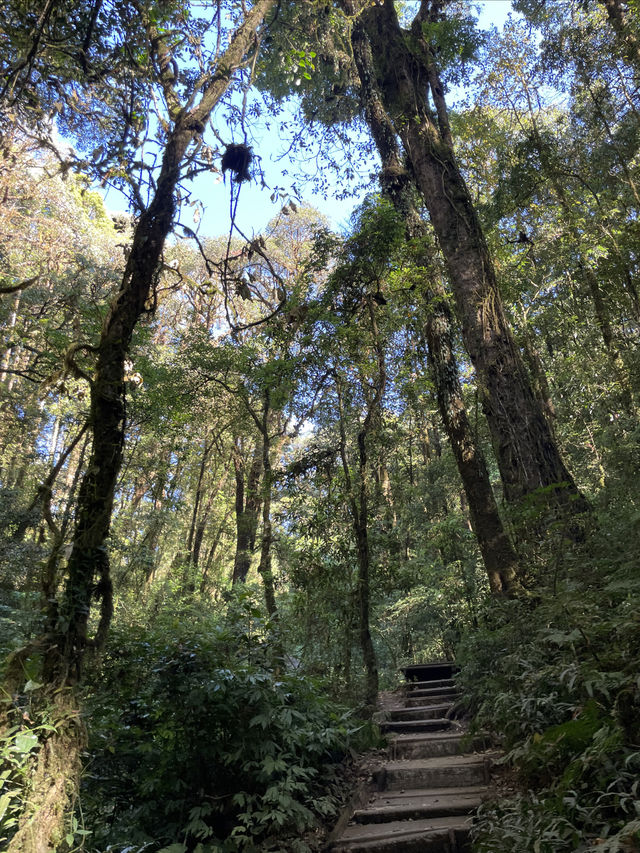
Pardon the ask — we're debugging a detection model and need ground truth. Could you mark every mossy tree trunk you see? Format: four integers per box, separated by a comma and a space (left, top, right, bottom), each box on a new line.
347, 6, 521, 594
232, 439, 264, 585
4, 4, 276, 850
357, 0, 588, 517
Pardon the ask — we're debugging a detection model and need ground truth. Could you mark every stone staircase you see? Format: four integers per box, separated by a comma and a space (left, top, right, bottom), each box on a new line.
328, 663, 497, 852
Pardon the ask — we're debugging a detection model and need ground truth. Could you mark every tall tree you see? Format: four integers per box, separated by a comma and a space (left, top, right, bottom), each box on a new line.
232, 437, 264, 585
2, 3, 276, 850
332, 310, 383, 710
597, 0, 640, 71
345, 0, 587, 516
347, 11, 520, 594
57, 0, 274, 682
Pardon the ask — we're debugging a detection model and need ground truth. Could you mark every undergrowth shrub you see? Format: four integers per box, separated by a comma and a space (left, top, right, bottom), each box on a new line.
81, 590, 366, 852
457, 517, 640, 852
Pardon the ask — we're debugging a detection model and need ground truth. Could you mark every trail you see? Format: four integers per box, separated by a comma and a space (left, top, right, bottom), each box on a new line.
329, 662, 499, 852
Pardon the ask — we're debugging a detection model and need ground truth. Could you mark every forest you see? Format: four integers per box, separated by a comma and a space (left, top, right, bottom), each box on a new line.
0, 0, 639, 851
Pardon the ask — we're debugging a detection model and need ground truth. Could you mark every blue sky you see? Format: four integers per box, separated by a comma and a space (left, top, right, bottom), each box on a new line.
101, 1, 515, 239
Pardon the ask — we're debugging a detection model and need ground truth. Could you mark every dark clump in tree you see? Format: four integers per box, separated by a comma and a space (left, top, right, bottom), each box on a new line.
221, 143, 254, 183
0, 2, 276, 851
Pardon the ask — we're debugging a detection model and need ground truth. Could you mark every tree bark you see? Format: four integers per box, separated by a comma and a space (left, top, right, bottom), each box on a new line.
232, 439, 264, 584
358, 0, 587, 515
348, 8, 520, 594
598, 0, 640, 72
4, 4, 276, 850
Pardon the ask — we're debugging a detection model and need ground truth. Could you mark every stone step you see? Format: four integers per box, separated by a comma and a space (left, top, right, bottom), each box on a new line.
404, 678, 456, 691
331, 815, 472, 852
390, 732, 470, 759
384, 754, 492, 790
353, 785, 488, 824
379, 717, 453, 734
405, 685, 459, 699
405, 693, 459, 708
389, 703, 453, 721
328, 662, 497, 853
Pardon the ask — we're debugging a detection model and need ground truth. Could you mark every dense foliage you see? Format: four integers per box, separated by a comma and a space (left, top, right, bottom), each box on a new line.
1, 0, 640, 850
459, 505, 640, 851
81, 591, 365, 853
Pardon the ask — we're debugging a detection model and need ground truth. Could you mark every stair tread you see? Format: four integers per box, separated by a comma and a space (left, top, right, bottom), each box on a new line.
381, 718, 452, 727
353, 787, 487, 822
362, 784, 489, 802
405, 686, 459, 694
402, 662, 457, 677
404, 680, 456, 692
405, 695, 459, 704
390, 704, 453, 721
389, 731, 488, 759
334, 814, 472, 846
385, 754, 489, 771
380, 719, 452, 731
393, 729, 467, 740
392, 703, 453, 713
405, 695, 459, 705
390, 731, 465, 743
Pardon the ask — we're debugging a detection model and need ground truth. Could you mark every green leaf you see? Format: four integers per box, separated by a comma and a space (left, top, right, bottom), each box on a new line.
14, 733, 38, 754
0, 792, 12, 822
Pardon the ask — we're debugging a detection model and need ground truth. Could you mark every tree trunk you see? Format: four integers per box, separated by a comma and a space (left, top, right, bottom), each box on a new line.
232, 439, 264, 584
4, 4, 276, 849
520, 326, 558, 431
348, 7, 520, 594
191, 461, 229, 569
56, 142, 187, 682
1, 690, 86, 853
192, 513, 208, 569
0, 292, 20, 383
257, 429, 277, 618
359, 0, 587, 515
598, 0, 640, 72
355, 425, 379, 708
335, 347, 380, 710
186, 437, 213, 559
423, 287, 521, 594
199, 514, 230, 593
